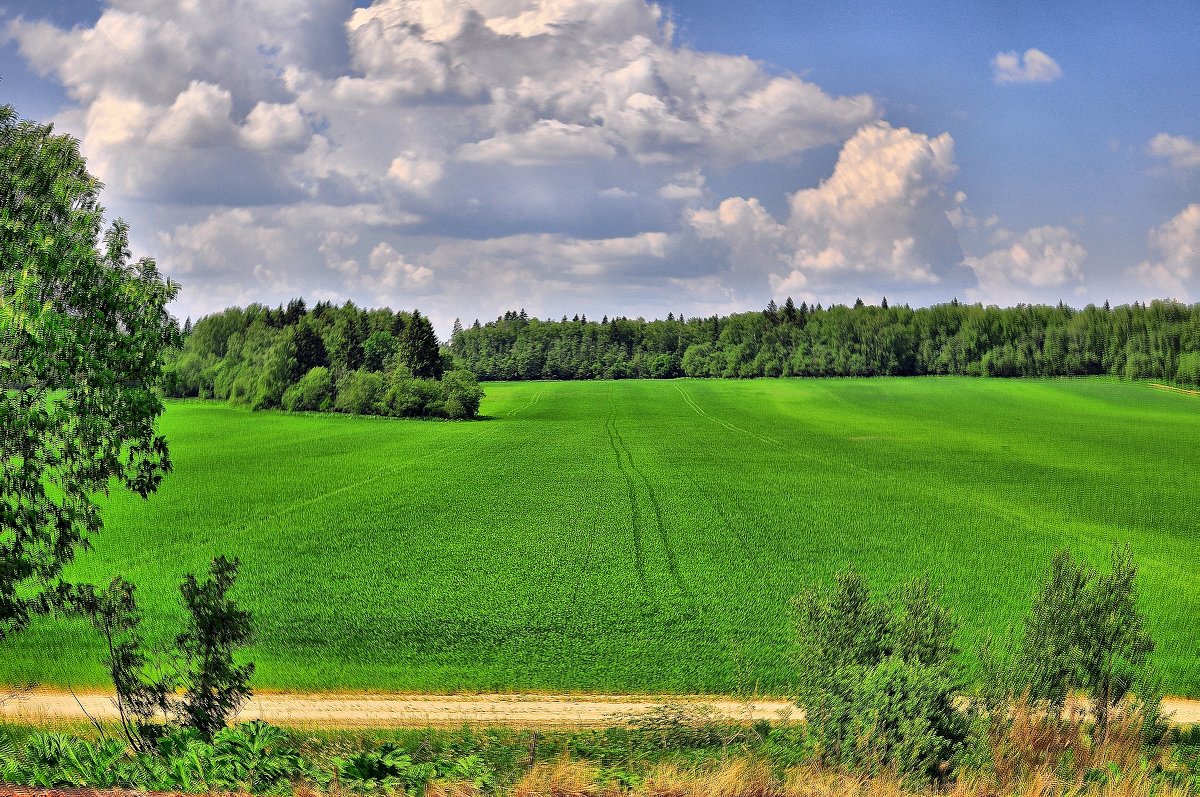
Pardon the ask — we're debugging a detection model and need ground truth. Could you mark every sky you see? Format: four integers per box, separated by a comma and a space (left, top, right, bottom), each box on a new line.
1, 0, 1197, 336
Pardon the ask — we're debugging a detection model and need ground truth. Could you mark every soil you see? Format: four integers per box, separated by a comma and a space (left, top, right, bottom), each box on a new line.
2, 689, 1197, 729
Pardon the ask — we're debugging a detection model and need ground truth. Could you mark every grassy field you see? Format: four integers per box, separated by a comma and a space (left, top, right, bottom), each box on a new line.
3, 378, 1197, 696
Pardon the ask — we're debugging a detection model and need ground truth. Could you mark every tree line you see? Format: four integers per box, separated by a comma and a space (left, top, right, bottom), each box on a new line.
168, 299, 483, 420
449, 298, 1200, 384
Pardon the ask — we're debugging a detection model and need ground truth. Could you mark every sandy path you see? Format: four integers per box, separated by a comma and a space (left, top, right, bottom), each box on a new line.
2, 690, 1198, 729
0, 689, 796, 729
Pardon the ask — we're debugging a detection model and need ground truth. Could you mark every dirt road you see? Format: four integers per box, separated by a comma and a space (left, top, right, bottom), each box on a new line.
3, 689, 1198, 729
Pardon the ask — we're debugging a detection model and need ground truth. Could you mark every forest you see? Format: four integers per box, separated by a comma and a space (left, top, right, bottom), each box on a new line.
449, 298, 1200, 384
167, 299, 483, 419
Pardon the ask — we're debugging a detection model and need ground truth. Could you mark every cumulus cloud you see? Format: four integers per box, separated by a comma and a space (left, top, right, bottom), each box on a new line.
964, 226, 1087, 304
19, 0, 1125, 330
1147, 134, 1200, 173
1128, 205, 1200, 300
365, 243, 435, 291
690, 122, 967, 301
4, 0, 891, 329
992, 48, 1062, 84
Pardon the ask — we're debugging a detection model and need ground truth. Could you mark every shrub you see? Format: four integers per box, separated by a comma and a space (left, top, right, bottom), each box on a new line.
334, 369, 386, 414
793, 569, 967, 784
176, 556, 255, 741
1007, 546, 1156, 742
380, 374, 446, 418
282, 366, 334, 412
442, 370, 484, 419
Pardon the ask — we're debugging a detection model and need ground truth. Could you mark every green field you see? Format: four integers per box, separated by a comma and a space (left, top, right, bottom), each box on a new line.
4, 378, 1198, 696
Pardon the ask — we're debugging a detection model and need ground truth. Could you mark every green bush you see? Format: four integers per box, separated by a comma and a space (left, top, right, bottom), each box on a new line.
442, 369, 484, 419
379, 374, 444, 417
334, 369, 386, 414
793, 569, 967, 784
1177, 351, 1200, 387
281, 366, 334, 412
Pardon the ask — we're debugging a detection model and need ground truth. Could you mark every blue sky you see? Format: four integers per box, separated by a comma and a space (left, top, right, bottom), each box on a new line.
2, 0, 1197, 334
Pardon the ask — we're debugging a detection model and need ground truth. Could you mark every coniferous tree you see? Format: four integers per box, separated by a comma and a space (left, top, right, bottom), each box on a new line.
401, 309, 442, 379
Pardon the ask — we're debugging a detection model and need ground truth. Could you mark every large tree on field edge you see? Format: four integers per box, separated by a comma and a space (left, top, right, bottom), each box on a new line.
0, 105, 179, 636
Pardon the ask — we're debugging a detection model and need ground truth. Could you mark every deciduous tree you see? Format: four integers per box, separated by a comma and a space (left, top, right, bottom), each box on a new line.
0, 105, 178, 636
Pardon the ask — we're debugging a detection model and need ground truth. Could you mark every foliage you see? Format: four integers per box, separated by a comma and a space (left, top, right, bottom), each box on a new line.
60, 557, 254, 748
0, 721, 306, 792
333, 743, 437, 793
450, 299, 1200, 385
166, 297, 475, 418
0, 104, 179, 638
334, 369, 387, 415
60, 576, 175, 751
0, 714, 1194, 796
793, 570, 967, 783
175, 555, 256, 740
281, 365, 335, 411
1002, 547, 1157, 742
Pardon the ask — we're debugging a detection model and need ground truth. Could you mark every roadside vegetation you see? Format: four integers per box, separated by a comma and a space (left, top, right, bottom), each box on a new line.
1, 550, 1197, 795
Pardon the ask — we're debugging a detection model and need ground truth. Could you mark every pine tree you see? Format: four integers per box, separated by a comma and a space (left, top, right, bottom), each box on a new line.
764, 299, 779, 324
401, 309, 442, 379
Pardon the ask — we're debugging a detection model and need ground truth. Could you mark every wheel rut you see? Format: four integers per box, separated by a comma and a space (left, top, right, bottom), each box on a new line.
605, 411, 650, 596
608, 418, 691, 599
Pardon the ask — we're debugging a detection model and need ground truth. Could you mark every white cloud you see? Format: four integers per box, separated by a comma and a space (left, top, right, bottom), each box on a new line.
992, 48, 1062, 84
690, 122, 965, 299
21, 0, 1130, 330
964, 226, 1087, 304
241, 102, 311, 152
1128, 205, 1200, 300
146, 81, 236, 148
458, 121, 617, 165
1147, 133, 1200, 173
387, 155, 445, 195
659, 169, 706, 201
366, 243, 435, 291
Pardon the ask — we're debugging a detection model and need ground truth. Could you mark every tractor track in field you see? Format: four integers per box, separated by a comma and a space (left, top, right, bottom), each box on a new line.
674, 384, 780, 446
507, 386, 547, 416
604, 411, 650, 596
3, 689, 1199, 729
608, 418, 691, 599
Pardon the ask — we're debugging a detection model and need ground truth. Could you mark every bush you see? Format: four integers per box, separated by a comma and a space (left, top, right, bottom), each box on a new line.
442, 370, 484, 419
1177, 352, 1200, 387
334, 369, 386, 414
282, 366, 334, 412
793, 569, 966, 784
1005, 546, 1156, 742
175, 556, 255, 741
380, 374, 445, 417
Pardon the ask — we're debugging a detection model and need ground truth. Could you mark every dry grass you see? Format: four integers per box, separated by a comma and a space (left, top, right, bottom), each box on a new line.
513, 760, 610, 797
472, 749, 1194, 797
985, 698, 1169, 791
